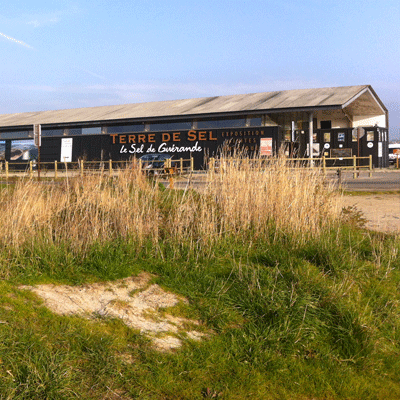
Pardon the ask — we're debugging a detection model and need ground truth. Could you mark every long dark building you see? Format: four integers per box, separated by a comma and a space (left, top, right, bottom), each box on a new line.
0, 85, 389, 169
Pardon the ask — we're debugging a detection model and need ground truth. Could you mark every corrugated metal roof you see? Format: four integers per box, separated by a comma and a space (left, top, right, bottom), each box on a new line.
0, 85, 384, 128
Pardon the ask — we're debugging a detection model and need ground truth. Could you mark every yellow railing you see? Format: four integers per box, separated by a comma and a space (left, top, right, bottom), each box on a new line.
208, 155, 373, 178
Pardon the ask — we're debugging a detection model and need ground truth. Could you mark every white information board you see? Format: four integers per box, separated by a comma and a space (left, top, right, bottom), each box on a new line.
60, 138, 73, 162
378, 142, 382, 158
260, 138, 273, 156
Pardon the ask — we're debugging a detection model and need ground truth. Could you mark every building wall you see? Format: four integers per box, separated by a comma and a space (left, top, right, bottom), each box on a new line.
313, 110, 351, 129
352, 115, 386, 128
35, 126, 280, 170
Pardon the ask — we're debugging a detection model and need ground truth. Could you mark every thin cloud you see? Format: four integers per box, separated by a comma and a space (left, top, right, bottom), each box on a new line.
27, 18, 60, 28
81, 69, 106, 81
25, 7, 80, 28
12, 84, 57, 93
0, 31, 33, 49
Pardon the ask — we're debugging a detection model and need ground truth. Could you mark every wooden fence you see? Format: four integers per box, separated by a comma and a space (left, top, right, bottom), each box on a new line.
0, 155, 376, 180
0, 157, 194, 180
208, 155, 374, 178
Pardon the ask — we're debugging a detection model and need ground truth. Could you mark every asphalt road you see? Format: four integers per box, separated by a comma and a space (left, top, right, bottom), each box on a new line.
327, 169, 400, 191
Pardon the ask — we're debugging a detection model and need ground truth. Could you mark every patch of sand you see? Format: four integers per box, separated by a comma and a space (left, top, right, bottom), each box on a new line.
21, 272, 206, 351
341, 194, 400, 233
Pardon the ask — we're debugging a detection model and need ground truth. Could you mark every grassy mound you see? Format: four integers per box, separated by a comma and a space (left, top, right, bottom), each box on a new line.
0, 158, 399, 399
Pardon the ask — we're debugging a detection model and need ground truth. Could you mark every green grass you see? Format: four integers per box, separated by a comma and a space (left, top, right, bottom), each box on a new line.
1, 225, 400, 399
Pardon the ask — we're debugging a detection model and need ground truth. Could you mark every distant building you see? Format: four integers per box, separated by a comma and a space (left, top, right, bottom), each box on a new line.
0, 85, 389, 168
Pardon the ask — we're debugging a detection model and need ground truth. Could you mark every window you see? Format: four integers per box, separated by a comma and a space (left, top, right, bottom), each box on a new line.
247, 116, 262, 127
197, 117, 246, 129
82, 127, 101, 135
338, 132, 345, 142
1, 130, 31, 139
323, 132, 331, 142
107, 124, 144, 133
367, 131, 374, 141
42, 129, 64, 137
320, 120, 332, 129
149, 121, 192, 131
69, 128, 82, 135
66, 127, 103, 135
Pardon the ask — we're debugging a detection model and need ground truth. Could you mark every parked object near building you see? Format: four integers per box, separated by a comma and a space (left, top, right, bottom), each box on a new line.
139, 153, 174, 174
388, 143, 400, 165
0, 85, 389, 169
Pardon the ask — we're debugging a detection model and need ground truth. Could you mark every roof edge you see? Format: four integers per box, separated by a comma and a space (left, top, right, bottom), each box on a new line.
342, 85, 387, 114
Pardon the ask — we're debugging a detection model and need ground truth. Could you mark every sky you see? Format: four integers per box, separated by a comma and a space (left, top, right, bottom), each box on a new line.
1, 0, 399, 140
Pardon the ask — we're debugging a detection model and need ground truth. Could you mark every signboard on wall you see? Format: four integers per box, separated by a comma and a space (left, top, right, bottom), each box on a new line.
260, 138, 273, 156
109, 127, 279, 168
11, 140, 36, 161
331, 148, 352, 158
307, 143, 320, 157
60, 138, 73, 162
33, 124, 41, 147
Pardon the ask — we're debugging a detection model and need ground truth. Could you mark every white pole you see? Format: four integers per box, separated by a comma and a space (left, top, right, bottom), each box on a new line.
309, 112, 314, 164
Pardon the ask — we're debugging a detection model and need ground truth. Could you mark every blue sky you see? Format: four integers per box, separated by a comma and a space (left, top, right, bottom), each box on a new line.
1, 0, 399, 140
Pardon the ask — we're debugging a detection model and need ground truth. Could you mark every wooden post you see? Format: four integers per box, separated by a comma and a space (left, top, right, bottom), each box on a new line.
29, 161, 33, 179
5, 161, 9, 181
353, 155, 357, 179
369, 155, 373, 177
180, 158, 183, 174
190, 157, 194, 172
37, 142, 41, 182
322, 156, 326, 175
109, 159, 112, 177
54, 161, 58, 179
337, 169, 342, 189
80, 160, 84, 178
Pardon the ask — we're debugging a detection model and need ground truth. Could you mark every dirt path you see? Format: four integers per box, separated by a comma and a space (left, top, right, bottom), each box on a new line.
341, 194, 400, 233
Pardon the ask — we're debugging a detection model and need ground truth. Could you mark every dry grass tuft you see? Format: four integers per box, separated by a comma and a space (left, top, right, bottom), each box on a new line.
206, 156, 341, 240
0, 155, 342, 252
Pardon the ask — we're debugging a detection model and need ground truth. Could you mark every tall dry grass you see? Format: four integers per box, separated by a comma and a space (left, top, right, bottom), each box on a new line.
0, 156, 342, 253
205, 156, 340, 239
